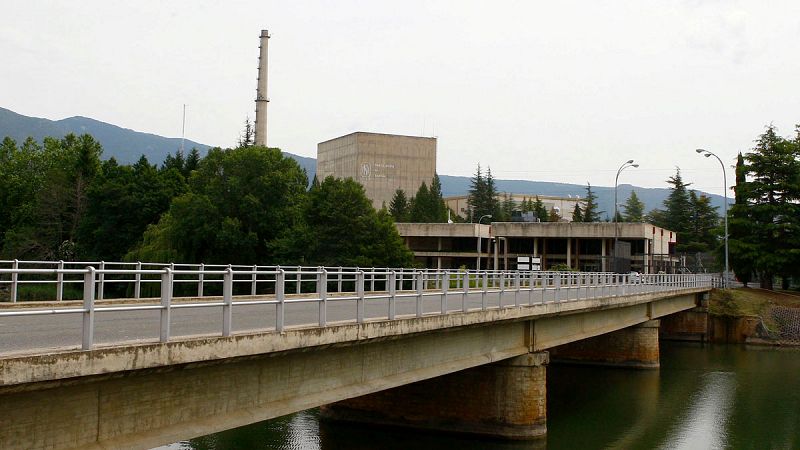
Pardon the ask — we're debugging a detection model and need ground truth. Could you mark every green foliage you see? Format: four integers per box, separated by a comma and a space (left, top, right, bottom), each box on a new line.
77, 155, 187, 260
622, 190, 645, 222
389, 189, 410, 222
500, 193, 516, 222
278, 177, 413, 267
572, 203, 583, 222
730, 125, 800, 289
467, 165, 499, 221
581, 183, 602, 222
533, 196, 548, 222
129, 145, 308, 264
1, 133, 103, 259
408, 174, 448, 223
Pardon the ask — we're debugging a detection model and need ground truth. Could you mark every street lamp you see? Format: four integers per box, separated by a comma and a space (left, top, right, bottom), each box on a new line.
614, 160, 639, 271
476, 214, 492, 271
696, 149, 729, 288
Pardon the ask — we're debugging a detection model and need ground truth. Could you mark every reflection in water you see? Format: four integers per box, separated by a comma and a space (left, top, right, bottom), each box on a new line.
164, 344, 800, 450
658, 372, 735, 450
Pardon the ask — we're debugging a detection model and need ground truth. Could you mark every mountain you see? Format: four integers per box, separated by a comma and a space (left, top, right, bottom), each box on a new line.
0, 107, 728, 215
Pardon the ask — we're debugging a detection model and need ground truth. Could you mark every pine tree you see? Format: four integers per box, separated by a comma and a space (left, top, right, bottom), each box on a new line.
740, 125, 800, 289
582, 183, 602, 222
622, 191, 645, 222
501, 193, 516, 221
572, 203, 583, 222
389, 189, 410, 222
729, 152, 756, 286
533, 196, 548, 222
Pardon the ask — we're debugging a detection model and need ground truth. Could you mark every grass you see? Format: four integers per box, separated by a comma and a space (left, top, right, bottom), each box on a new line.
708, 287, 800, 333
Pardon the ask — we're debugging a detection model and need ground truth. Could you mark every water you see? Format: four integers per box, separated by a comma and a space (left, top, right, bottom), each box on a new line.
162, 344, 800, 449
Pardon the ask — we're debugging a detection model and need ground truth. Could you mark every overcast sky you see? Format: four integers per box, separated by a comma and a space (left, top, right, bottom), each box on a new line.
3, 1, 799, 196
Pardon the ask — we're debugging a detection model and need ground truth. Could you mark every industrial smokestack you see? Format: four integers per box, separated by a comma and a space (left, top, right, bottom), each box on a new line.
254, 29, 270, 147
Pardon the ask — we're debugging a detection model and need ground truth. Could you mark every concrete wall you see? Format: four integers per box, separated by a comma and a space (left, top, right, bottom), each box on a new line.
321, 352, 549, 439
317, 132, 436, 209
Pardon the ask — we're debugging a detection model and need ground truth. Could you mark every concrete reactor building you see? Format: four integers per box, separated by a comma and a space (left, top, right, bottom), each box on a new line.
317, 132, 437, 209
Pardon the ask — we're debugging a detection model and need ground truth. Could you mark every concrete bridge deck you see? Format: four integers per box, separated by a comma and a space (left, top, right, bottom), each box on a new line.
0, 264, 713, 450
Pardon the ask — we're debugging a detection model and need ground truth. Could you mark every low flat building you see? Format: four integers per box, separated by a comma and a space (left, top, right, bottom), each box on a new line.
396, 222, 678, 274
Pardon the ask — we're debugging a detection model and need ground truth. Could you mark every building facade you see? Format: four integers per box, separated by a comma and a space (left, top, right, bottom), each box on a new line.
317, 132, 437, 209
396, 222, 678, 274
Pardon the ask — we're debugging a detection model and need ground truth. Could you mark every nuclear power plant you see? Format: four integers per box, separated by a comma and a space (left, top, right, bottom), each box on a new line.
317, 132, 437, 209
254, 30, 270, 147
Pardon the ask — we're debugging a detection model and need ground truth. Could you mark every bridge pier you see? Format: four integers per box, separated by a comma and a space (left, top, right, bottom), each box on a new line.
549, 320, 661, 369
320, 351, 550, 440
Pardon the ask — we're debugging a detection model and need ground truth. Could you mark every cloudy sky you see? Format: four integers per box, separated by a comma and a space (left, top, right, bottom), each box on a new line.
3, 1, 799, 196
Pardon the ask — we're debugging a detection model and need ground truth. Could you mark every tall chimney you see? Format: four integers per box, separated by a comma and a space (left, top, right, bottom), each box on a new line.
254, 29, 270, 147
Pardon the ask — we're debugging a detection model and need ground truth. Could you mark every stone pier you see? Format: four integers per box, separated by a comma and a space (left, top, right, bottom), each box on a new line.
321, 352, 550, 440
549, 320, 660, 369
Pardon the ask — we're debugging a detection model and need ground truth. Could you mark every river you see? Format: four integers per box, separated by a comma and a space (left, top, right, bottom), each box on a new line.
160, 343, 800, 449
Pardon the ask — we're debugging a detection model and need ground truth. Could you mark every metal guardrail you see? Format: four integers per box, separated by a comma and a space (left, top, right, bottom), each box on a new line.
0, 260, 714, 351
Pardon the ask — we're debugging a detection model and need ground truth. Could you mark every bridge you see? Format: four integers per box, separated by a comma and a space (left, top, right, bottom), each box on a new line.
0, 260, 714, 449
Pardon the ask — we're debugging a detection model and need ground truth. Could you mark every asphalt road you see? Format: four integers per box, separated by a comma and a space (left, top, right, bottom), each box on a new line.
0, 284, 635, 355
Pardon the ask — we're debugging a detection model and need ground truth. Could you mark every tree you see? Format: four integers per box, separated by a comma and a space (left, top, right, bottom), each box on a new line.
289, 177, 414, 267
389, 189, 410, 222
238, 117, 254, 148
128, 145, 308, 264
622, 190, 645, 222
469, 165, 500, 221
729, 152, 756, 286
77, 155, 186, 260
571, 203, 583, 222
736, 125, 800, 289
409, 175, 448, 223
500, 193, 516, 221
582, 183, 602, 222
2, 134, 102, 259
533, 196, 548, 222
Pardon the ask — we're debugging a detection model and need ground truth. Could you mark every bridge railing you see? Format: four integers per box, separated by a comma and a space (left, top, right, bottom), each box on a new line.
0, 261, 713, 351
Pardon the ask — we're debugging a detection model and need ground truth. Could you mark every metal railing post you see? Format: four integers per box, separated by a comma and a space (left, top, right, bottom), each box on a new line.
276, 269, 285, 332
389, 270, 397, 320
462, 271, 469, 312
555, 273, 561, 302
319, 269, 328, 326
499, 271, 506, 307
357, 270, 365, 323
338, 267, 343, 293
223, 268, 233, 336
441, 271, 449, 314
160, 268, 173, 342
514, 271, 521, 307
296, 269, 302, 294
370, 267, 376, 292
416, 270, 423, 317
198, 263, 204, 297
251, 265, 258, 296
482, 271, 488, 310
82, 267, 96, 350
55, 260, 64, 301
135, 261, 142, 299
98, 261, 105, 300
10, 259, 18, 302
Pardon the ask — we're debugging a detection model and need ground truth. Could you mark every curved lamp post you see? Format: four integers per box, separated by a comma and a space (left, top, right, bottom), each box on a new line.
613, 160, 639, 271
696, 149, 729, 288
476, 214, 492, 270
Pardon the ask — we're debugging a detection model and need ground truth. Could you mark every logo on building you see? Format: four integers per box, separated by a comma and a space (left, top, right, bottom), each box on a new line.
360, 162, 371, 179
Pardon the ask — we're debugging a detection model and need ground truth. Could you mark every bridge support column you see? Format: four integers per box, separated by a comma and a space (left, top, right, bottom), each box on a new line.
550, 320, 660, 369
320, 351, 549, 440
